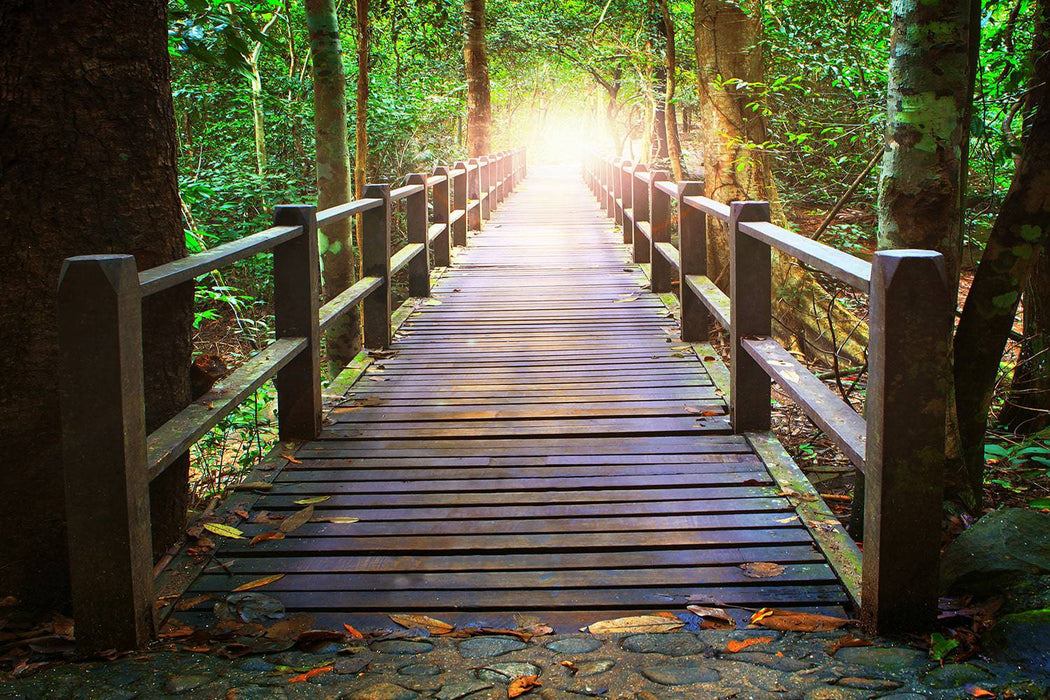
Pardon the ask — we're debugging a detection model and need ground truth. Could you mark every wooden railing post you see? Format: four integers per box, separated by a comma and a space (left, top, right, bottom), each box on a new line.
406, 173, 430, 297
631, 163, 650, 260
677, 181, 708, 342
649, 170, 672, 292
57, 255, 154, 652
480, 156, 492, 221
452, 160, 469, 246
612, 158, 625, 226
362, 184, 392, 349
467, 158, 482, 231
619, 160, 632, 234
862, 250, 952, 633
273, 205, 322, 440
605, 159, 616, 217
729, 201, 772, 432
432, 165, 452, 267
497, 151, 507, 204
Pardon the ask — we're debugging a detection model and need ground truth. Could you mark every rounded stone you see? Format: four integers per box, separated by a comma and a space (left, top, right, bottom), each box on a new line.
434, 680, 496, 700
804, 688, 867, 700
398, 662, 442, 677
921, 662, 994, 689
372, 639, 436, 656
345, 682, 421, 700
640, 661, 720, 686
836, 677, 902, 691
724, 651, 814, 672
984, 609, 1050, 673
163, 674, 213, 694
575, 659, 615, 677
834, 646, 928, 672
621, 632, 706, 657
458, 635, 527, 658
546, 637, 603, 655
475, 661, 541, 684
237, 658, 276, 673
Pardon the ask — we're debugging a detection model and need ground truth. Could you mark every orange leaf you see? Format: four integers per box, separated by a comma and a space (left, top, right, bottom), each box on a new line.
287, 666, 332, 683
232, 574, 285, 592
281, 454, 302, 464
966, 688, 996, 699
249, 531, 285, 547
343, 623, 365, 639
749, 608, 853, 632
727, 636, 773, 652
508, 675, 542, 697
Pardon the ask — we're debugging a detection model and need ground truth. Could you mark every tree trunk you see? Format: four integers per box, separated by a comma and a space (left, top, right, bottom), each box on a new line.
659, 0, 684, 179
1002, 248, 1050, 434
693, 0, 868, 364
0, 0, 191, 605
464, 0, 492, 157
305, 0, 361, 374
248, 16, 279, 178
953, 0, 1050, 506
355, 0, 369, 200
877, 0, 974, 293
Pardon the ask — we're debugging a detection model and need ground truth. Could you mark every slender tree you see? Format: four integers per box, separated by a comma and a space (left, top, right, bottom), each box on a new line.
0, 0, 191, 604
658, 0, 683, 179
953, 0, 1050, 507
305, 0, 361, 373
464, 0, 492, 156
355, 0, 370, 200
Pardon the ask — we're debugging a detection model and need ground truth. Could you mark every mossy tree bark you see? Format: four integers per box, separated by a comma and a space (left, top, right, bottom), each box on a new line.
658, 0, 684, 180
954, 0, 1050, 506
464, 0, 492, 157
1001, 247, 1050, 434
355, 0, 369, 201
305, 0, 361, 373
693, 0, 868, 364
0, 0, 191, 604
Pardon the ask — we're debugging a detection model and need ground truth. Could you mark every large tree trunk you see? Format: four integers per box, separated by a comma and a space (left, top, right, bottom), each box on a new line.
0, 0, 191, 605
693, 0, 868, 364
659, 0, 684, 180
953, 0, 1049, 506
464, 0, 492, 157
305, 0, 362, 374
355, 0, 369, 200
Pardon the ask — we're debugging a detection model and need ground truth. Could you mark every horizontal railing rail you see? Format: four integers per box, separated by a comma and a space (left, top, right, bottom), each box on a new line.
58, 147, 527, 651
583, 153, 952, 635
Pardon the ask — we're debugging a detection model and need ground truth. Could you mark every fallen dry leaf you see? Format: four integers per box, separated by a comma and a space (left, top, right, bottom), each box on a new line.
249, 531, 285, 546
343, 623, 365, 639
749, 608, 853, 632
287, 666, 332, 683
312, 517, 360, 524
827, 634, 873, 655
295, 496, 331, 505
508, 675, 542, 697
203, 523, 245, 540
389, 613, 455, 635
175, 594, 213, 612
686, 605, 735, 630
586, 614, 683, 635
232, 574, 285, 592
280, 505, 315, 533
740, 562, 787, 579
965, 687, 996, 698
727, 636, 774, 652
264, 613, 316, 640
158, 622, 195, 639
280, 454, 302, 464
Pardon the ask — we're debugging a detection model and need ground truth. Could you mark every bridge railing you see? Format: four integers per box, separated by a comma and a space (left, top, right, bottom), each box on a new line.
57, 148, 526, 651
583, 154, 952, 634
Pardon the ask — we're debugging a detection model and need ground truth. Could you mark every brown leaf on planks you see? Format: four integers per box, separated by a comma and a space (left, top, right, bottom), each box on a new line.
740, 562, 787, 579
203, 523, 245, 540
827, 634, 873, 655
585, 614, 684, 635
312, 516, 360, 524
294, 496, 330, 505
686, 605, 735, 630
750, 608, 854, 632
727, 636, 774, 652
249, 531, 285, 546
280, 505, 315, 533
280, 453, 302, 464
389, 613, 455, 635
175, 594, 213, 612
232, 574, 285, 592
264, 613, 316, 640
508, 675, 541, 697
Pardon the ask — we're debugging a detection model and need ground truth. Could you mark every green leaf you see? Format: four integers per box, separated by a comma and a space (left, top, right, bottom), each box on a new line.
1029, 498, 1050, 510
929, 633, 960, 661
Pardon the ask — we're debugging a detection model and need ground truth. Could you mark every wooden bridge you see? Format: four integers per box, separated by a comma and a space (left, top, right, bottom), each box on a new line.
57, 150, 952, 651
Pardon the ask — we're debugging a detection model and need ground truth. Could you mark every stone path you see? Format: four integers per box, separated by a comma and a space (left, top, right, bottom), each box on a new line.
1, 628, 1045, 699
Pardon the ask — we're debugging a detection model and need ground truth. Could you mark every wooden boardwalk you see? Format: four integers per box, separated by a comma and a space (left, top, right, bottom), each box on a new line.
182, 165, 848, 630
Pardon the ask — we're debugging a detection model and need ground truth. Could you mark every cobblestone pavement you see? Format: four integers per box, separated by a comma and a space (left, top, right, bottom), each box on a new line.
0, 628, 1046, 699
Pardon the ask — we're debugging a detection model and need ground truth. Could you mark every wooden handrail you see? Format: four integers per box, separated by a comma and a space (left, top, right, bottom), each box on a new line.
583, 152, 952, 635
57, 146, 526, 652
